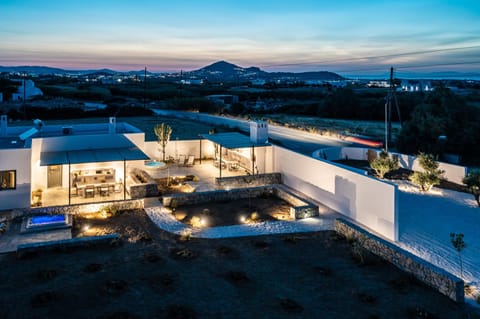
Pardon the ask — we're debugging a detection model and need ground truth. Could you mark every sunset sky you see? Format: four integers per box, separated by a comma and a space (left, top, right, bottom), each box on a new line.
1, 0, 479, 75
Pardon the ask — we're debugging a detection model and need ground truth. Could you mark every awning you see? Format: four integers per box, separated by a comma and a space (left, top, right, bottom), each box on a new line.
40, 147, 149, 166
200, 132, 269, 149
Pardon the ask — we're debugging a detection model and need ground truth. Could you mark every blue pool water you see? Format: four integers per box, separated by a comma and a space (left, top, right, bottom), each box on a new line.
144, 160, 166, 168
30, 215, 65, 225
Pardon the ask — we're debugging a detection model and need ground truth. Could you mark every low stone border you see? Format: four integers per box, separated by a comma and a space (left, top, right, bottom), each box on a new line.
335, 218, 464, 303
17, 233, 120, 255
9, 199, 144, 219
274, 185, 318, 219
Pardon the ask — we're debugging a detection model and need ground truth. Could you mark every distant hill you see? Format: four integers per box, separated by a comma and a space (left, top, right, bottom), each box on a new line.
0, 66, 153, 76
0, 65, 70, 75
189, 60, 344, 82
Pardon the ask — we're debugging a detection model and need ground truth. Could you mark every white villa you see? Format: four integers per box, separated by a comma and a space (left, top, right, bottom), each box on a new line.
1, 113, 474, 304
11, 79, 43, 101
0, 116, 272, 209
0, 114, 467, 244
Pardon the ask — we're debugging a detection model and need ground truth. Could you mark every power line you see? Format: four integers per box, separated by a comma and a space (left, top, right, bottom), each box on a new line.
259, 45, 480, 69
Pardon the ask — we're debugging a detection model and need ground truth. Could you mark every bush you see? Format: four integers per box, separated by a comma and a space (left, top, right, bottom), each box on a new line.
463, 170, 480, 207
370, 150, 399, 178
409, 153, 444, 191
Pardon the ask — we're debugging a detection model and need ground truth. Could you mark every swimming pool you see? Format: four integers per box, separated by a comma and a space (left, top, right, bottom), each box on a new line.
30, 215, 65, 226
24, 214, 71, 232
144, 160, 166, 170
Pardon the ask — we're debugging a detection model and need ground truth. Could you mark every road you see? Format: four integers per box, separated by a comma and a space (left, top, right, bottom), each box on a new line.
152, 109, 356, 156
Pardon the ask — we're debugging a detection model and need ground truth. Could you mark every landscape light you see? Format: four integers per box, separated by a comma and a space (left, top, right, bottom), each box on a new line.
83, 224, 90, 232
239, 215, 246, 223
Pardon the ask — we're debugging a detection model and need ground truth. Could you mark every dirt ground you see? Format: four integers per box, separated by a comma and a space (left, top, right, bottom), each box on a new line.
0, 209, 478, 319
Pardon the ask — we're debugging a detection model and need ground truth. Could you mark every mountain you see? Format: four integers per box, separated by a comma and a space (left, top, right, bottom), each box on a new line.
0, 65, 71, 75
189, 60, 344, 82
0, 66, 154, 76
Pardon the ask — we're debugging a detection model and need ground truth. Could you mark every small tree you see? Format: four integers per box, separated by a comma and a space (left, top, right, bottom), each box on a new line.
154, 123, 172, 162
463, 170, 480, 207
409, 153, 444, 191
450, 233, 466, 279
370, 150, 399, 179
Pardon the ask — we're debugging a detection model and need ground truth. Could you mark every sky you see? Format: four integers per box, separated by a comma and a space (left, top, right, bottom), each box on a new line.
1, 0, 480, 76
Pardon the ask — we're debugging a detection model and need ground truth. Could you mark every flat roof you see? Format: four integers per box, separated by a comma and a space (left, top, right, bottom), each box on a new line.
200, 132, 269, 149
0, 137, 24, 149
3, 122, 143, 139
40, 147, 149, 166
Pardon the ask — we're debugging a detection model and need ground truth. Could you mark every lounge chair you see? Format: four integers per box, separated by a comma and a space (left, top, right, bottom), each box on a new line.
186, 155, 195, 167
178, 155, 186, 166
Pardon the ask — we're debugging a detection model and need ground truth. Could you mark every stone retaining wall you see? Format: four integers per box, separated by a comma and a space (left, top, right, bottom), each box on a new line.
163, 186, 275, 207
273, 186, 319, 219
335, 218, 464, 303
215, 173, 281, 189
127, 168, 158, 199
163, 184, 318, 220
6, 199, 144, 219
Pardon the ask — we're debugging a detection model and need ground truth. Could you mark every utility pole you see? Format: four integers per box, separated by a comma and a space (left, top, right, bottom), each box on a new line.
143, 66, 147, 108
23, 72, 27, 120
384, 66, 402, 150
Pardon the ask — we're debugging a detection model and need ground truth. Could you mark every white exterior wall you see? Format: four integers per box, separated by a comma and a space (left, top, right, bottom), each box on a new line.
144, 140, 216, 162
274, 146, 398, 241
0, 148, 31, 209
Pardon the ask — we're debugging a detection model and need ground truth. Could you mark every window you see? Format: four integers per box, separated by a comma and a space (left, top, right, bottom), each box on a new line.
0, 170, 16, 191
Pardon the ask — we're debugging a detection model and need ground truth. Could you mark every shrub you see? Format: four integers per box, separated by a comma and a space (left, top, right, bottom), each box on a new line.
463, 170, 480, 207
370, 150, 399, 178
409, 153, 444, 191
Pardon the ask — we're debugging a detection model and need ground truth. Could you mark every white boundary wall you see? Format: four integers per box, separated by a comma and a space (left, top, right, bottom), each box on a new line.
275, 146, 398, 241
313, 147, 467, 185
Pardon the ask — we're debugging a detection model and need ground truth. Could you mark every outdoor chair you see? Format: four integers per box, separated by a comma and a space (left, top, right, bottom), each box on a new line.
178, 155, 186, 166
85, 185, 95, 198
114, 182, 122, 193
100, 184, 109, 196
186, 155, 195, 167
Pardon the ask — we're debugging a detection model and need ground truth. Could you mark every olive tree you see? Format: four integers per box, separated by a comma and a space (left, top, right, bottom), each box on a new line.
154, 123, 172, 162
370, 150, 399, 179
409, 153, 444, 192
463, 170, 480, 207
450, 233, 466, 279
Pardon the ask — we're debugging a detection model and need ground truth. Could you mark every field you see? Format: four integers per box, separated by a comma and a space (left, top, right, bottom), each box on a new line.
0, 209, 477, 319
252, 114, 401, 140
